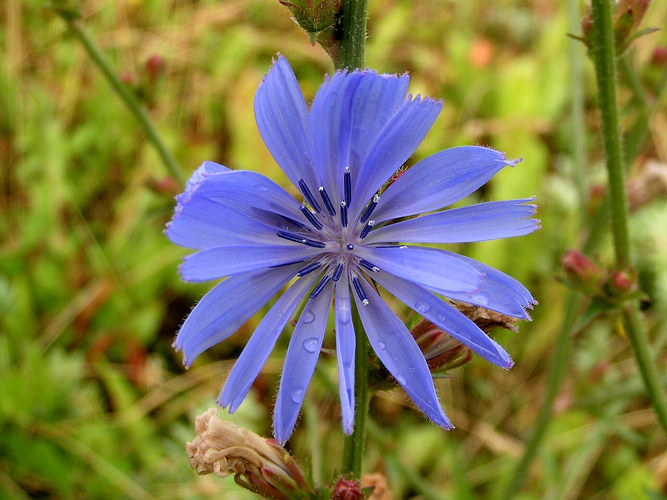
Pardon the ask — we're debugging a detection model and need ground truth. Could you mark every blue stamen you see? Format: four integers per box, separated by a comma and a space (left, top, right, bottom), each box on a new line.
340, 201, 348, 227
332, 263, 344, 282
297, 261, 322, 277
298, 179, 322, 213
360, 194, 380, 224
347, 244, 354, 250
318, 187, 336, 216
359, 220, 375, 239
358, 259, 380, 273
278, 214, 305, 229
277, 230, 326, 248
310, 275, 331, 298
300, 205, 323, 230
344, 167, 351, 205
352, 276, 369, 306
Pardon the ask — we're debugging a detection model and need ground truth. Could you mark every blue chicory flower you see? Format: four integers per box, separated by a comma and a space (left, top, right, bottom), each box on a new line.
166, 56, 538, 444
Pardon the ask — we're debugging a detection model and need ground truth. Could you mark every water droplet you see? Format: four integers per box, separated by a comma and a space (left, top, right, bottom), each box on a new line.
415, 301, 430, 314
290, 387, 304, 403
436, 313, 447, 323
255, 184, 270, 192
471, 292, 490, 305
396, 374, 406, 385
303, 337, 319, 353
339, 314, 351, 325
377, 342, 387, 350
302, 310, 315, 323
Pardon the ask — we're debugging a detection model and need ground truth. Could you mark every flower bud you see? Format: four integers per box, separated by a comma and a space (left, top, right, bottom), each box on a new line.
562, 250, 603, 294
608, 269, 635, 296
613, 0, 650, 52
411, 319, 473, 372
331, 477, 364, 500
279, 0, 341, 37
145, 54, 166, 84
186, 408, 311, 499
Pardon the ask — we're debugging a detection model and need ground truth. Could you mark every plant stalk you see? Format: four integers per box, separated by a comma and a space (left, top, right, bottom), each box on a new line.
59, 17, 185, 185
341, 309, 369, 479
590, 0, 667, 432
337, 0, 368, 70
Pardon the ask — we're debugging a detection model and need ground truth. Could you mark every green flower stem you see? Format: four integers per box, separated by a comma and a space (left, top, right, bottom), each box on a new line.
498, 291, 580, 499
336, 0, 370, 479
337, 0, 369, 70
58, 16, 185, 185
590, 0, 667, 432
342, 308, 369, 479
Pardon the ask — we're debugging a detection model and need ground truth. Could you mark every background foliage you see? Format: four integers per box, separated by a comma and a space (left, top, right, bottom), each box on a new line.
1, 0, 665, 498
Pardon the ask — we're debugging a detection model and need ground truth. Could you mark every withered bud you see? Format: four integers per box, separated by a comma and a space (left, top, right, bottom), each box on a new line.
411, 319, 473, 372
562, 250, 603, 294
452, 303, 522, 333
186, 408, 310, 499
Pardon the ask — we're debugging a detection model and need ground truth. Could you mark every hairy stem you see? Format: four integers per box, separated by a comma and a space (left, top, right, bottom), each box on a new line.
337, 0, 369, 70
342, 309, 369, 478
590, 0, 667, 431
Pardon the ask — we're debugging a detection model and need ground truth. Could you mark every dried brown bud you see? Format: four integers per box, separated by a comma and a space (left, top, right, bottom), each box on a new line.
411, 319, 473, 372
186, 408, 310, 499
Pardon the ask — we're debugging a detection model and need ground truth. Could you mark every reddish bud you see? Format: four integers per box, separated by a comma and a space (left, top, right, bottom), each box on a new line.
145, 54, 166, 84
331, 477, 364, 500
651, 46, 667, 67
609, 269, 635, 295
562, 250, 603, 292
121, 72, 135, 85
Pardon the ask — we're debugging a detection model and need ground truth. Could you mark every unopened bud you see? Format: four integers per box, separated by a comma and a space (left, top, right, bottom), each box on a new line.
613, 0, 650, 52
608, 269, 635, 296
579, 0, 653, 54
279, 0, 341, 37
562, 250, 603, 293
331, 477, 364, 500
186, 408, 311, 499
651, 46, 667, 67
145, 54, 166, 83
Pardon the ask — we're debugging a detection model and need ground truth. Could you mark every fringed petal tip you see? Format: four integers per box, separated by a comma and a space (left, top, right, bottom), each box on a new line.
506, 156, 523, 167
175, 161, 230, 208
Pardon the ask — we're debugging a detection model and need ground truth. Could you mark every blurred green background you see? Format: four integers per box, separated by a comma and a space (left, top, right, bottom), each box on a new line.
1, 0, 666, 498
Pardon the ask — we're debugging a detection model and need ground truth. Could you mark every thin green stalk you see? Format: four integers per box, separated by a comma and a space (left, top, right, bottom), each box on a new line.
590, 0, 629, 266
57, 16, 185, 185
336, 0, 369, 479
498, 291, 580, 499
337, 0, 369, 70
342, 309, 369, 479
590, 0, 667, 431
